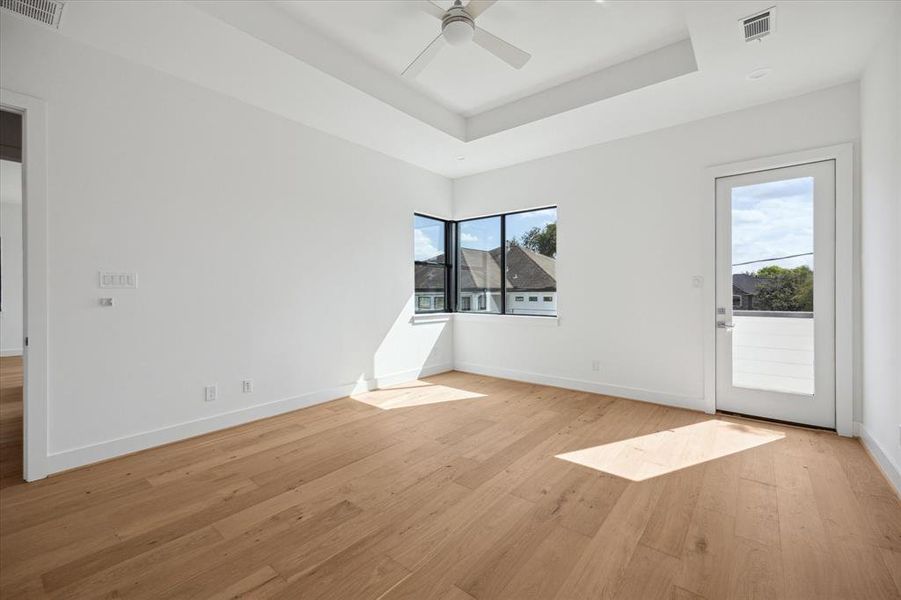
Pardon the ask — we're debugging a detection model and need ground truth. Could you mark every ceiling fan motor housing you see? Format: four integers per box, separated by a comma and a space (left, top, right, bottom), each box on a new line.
442, 6, 475, 46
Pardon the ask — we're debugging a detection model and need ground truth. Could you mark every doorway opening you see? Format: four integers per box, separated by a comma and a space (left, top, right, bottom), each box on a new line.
715, 160, 836, 429
0, 108, 24, 486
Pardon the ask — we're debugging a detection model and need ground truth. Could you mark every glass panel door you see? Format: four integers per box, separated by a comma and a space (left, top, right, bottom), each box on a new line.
715, 161, 835, 428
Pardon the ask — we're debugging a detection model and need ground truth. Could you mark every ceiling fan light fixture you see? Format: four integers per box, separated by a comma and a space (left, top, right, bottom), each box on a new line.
442, 18, 474, 46
402, 0, 530, 78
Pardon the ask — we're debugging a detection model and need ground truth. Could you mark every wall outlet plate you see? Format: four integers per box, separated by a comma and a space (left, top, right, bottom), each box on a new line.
204, 385, 217, 402
242, 379, 253, 393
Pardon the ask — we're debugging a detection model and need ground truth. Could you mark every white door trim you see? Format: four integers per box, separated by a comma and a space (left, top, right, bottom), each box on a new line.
1, 88, 51, 480
702, 143, 855, 436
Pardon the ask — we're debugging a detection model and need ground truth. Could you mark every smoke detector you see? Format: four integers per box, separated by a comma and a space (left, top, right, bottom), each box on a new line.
1, 0, 65, 29
741, 7, 775, 43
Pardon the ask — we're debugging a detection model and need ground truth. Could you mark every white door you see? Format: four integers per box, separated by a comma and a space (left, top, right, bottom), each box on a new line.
715, 160, 835, 428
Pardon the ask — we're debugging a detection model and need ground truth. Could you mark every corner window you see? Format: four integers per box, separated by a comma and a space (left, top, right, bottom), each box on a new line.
414, 214, 451, 313
413, 206, 557, 317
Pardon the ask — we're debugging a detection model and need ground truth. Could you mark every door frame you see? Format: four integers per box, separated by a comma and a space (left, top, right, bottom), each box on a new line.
1, 88, 50, 480
702, 143, 855, 436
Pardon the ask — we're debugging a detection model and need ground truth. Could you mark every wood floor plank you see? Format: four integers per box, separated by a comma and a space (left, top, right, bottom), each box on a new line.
610, 542, 681, 599
639, 463, 705, 557
734, 478, 781, 548
881, 547, 901, 595
725, 536, 785, 600
857, 491, 901, 552
494, 524, 590, 600
774, 453, 836, 599
378, 493, 535, 600
0, 360, 898, 599
552, 477, 666, 600
674, 506, 736, 599
206, 566, 285, 600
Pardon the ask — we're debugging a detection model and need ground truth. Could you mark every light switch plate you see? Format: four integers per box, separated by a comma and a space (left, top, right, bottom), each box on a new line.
99, 271, 137, 289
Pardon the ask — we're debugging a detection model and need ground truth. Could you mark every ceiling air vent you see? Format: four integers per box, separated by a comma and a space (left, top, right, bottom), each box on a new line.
741, 8, 774, 43
1, 0, 65, 29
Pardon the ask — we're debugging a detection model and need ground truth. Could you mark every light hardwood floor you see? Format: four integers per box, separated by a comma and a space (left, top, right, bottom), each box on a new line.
0, 360, 898, 599
0, 356, 24, 492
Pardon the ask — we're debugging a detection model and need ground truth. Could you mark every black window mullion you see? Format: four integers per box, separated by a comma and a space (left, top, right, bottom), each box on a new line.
500, 215, 506, 315
445, 219, 454, 313
457, 221, 461, 313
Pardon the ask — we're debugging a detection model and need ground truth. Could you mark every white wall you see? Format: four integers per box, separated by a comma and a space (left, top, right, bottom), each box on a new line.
860, 8, 901, 489
453, 83, 860, 412
0, 161, 24, 355
0, 17, 452, 472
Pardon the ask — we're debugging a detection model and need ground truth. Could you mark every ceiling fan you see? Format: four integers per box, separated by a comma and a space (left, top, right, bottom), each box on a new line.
402, 0, 531, 79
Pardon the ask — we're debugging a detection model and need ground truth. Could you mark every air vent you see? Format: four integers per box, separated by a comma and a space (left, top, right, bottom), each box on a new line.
0, 0, 65, 29
741, 8, 774, 43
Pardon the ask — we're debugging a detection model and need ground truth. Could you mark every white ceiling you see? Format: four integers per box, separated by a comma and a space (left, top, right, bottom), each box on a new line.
42, 1, 897, 178
274, 0, 691, 116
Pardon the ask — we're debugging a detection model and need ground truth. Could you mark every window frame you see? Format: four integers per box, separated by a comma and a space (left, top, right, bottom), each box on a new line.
455, 214, 504, 315
454, 205, 557, 318
413, 213, 454, 314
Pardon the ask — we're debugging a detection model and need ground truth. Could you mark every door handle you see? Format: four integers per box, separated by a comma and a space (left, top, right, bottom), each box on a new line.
717, 321, 735, 330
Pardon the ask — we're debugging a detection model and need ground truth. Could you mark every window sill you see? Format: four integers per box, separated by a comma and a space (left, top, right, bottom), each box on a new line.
453, 313, 559, 327
412, 312, 453, 324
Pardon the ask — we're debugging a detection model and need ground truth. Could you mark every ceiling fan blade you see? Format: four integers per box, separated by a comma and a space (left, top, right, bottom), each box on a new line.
472, 26, 531, 69
402, 33, 446, 79
420, 1, 446, 19
465, 0, 496, 18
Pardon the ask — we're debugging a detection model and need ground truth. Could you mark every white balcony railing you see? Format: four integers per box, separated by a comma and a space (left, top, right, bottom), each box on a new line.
731, 313, 815, 395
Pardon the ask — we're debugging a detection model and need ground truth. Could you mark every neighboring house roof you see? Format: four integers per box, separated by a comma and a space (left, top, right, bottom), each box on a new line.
505, 245, 556, 291
414, 258, 447, 292
415, 245, 556, 292
732, 273, 770, 296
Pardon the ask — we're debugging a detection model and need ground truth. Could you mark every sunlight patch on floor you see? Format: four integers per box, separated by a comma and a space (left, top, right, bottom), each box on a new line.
351, 380, 486, 410
555, 419, 784, 481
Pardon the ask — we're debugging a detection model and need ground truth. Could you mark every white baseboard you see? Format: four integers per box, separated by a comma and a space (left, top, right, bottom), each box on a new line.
0, 348, 23, 357
856, 421, 901, 495
43, 362, 453, 476
374, 362, 453, 388
454, 362, 704, 412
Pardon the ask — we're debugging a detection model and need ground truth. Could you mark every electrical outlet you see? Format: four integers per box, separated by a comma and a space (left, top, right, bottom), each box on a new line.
591, 360, 600, 372
204, 385, 217, 402
242, 379, 254, 393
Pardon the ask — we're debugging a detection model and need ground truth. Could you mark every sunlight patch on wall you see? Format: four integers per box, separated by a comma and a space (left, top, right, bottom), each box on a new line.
352, 380, 485, 410
555, 419, 784, 481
